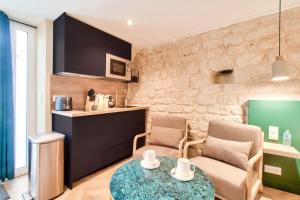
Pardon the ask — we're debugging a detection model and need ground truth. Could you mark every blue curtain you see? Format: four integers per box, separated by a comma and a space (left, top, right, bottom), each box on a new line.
0, 11, 14, 181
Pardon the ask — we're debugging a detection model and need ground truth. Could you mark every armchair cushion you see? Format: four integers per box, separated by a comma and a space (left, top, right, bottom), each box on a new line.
208, 120, 262, 158
132, 145, 179, 159
203, 136, 252, 170
148, 126, 184, 149
191, 156, 249, 200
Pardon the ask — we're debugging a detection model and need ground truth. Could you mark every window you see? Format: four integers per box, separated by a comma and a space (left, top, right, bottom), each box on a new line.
10, 22, 36, 175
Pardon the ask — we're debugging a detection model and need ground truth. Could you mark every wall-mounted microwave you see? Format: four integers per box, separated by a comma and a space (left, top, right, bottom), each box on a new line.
106, 53, 131, 81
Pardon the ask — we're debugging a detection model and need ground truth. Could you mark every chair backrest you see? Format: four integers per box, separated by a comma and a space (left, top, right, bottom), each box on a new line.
208, 120, 262, 158
152, 115, 187, 130
149, 115, 187, 149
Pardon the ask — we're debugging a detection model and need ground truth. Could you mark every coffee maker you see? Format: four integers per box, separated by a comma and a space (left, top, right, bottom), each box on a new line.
85, 89, 114, 111
85, 89, 97, 111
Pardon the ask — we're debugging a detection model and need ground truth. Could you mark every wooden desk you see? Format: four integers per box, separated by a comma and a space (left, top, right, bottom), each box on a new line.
264, 142, 300, 159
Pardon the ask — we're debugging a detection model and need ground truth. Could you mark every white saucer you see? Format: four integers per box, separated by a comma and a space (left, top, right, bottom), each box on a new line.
140, 159, 160, 169
170, 168, 194, 181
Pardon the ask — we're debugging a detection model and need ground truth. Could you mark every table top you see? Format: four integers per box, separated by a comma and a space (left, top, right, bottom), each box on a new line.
264, 142, 300, 159
110, 156, 215, 200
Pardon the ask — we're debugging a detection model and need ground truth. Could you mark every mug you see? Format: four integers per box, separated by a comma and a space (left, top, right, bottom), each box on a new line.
143, 150, 156, 165
175, 158, 195, 177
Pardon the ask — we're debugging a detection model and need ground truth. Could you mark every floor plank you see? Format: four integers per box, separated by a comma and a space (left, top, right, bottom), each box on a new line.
3, 158, 300, 200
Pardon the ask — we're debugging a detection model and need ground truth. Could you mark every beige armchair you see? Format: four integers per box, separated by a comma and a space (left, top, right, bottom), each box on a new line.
133, 115, 188, 158
184, 120, 263, 200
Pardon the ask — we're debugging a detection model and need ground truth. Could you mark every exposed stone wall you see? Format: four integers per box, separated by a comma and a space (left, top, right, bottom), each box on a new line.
128, 7, 300, 154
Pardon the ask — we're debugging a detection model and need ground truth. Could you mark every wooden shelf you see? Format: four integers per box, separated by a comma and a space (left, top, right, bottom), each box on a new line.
263, 142, 300, 159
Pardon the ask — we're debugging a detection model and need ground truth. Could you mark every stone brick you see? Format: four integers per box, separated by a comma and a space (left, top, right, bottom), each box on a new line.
224, 34, 243, 47
199, 85, 222, 94
174, 98, 194, 106
196, 95, 217, 106
230, 106, 244, 115
287, 33, 300, 47
217, 95, 238, 105
223, 84, 248, 94
206, 48, 225, 59
208, 105, 231, 115
196, 106, 207, 114
201, 114, 222, 123
230, 20, 258, 34
258, 38, 278, 50
222, 115, 243, 123
285, 18, 300, 32
235, 53, 264, 67
233, 68, 251, 83
199, 122, 209, 132
173, 77, 190, 89
227, 45, 246, 56
207, 56, 233, 71
245, 24, 278, 41
184, 106, 194, 113
188, 121, 199, 130
203, 39, 223, 50
168, 105, 183, 113
190, 76, 210, 88
154, 98, 174, 105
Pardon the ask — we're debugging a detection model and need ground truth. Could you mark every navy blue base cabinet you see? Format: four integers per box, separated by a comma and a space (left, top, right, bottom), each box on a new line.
52, 109, 146, 188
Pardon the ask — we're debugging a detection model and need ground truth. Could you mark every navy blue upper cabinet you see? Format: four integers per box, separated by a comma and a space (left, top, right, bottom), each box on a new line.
53, 13, 132, 76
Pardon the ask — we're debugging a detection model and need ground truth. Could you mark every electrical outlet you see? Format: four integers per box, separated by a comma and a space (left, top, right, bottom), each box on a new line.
264, 165, 282, 175
269, 126, 279, 140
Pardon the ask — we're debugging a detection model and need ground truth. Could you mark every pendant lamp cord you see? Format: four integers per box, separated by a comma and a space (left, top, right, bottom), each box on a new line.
279, 0, 282, 56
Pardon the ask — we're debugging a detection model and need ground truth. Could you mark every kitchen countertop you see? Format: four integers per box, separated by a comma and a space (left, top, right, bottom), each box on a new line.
51, 106, 148, 117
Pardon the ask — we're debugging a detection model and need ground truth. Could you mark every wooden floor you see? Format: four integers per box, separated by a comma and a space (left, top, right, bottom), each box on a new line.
3, 158, 300, 200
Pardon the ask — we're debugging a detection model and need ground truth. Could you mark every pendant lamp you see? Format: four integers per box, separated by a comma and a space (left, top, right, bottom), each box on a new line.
272, 0, 290, 81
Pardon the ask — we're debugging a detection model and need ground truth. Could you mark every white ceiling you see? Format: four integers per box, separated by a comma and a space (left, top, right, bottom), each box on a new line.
1, 0, 300, 48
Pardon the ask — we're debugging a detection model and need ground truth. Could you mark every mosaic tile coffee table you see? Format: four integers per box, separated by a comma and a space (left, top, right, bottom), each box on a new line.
110, 156, 215, 200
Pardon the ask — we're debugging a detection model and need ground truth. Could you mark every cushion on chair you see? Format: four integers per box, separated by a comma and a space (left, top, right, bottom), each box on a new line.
202, 136, 253, 170
208, 120, 262, 158
151, 115, 186, 130
148, 126, 184, 149
132, 145, 179, 159
191, 156, 247, 200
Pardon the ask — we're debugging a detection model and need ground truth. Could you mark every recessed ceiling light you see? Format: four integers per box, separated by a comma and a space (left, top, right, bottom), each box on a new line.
127, 20, 133, 26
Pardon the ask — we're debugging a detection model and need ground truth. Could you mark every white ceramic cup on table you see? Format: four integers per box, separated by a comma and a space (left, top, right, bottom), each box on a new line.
175, 158, 195, 177
143, 150, 156, 166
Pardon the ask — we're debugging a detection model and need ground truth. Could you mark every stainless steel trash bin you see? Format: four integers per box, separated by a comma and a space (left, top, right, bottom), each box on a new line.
28, 132, 65, 200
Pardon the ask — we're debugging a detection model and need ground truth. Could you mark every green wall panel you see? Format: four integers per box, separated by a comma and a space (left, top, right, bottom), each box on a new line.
248, 100, 300, 194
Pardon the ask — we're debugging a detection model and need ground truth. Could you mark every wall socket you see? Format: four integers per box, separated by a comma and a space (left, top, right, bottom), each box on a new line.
264, 165, 282, 176
269, 126, 279, 140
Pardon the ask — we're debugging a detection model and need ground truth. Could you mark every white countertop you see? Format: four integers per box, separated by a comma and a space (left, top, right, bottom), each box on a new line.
52, 106, 148, 117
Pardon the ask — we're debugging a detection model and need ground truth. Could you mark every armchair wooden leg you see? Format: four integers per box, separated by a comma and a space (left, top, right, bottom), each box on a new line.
259, 184, 264, 193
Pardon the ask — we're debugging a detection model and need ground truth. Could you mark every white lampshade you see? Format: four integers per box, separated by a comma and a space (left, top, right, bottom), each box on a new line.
272, 56, 290, 81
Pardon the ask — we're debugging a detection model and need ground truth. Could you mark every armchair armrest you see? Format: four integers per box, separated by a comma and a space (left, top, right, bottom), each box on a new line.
132, 132, 150, 154
247, 150, 263, 170
178, 134, 188, 157
183, 139, 205, 158
246, 149, 263, 200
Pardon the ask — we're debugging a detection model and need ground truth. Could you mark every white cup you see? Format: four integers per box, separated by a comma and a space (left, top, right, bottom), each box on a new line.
175, 158, 195, 177
143, 150, 156, 165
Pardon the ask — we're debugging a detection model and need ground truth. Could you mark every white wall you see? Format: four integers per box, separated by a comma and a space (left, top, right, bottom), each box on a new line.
36, 20, 53, 133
